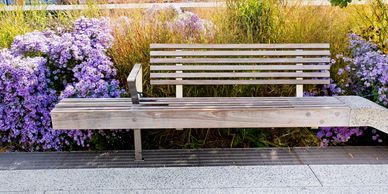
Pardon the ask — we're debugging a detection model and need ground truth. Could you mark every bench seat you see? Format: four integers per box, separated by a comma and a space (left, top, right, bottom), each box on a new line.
52, 96, 388, 133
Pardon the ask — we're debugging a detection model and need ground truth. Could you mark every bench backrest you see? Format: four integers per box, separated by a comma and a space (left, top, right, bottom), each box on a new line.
150, 44, 331, 97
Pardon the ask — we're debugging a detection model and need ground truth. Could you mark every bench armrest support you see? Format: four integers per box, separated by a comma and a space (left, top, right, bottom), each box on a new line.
127, 63, 143, 104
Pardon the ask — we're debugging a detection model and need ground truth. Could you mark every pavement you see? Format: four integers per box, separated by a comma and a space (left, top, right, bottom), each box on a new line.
1, 147, 388, 194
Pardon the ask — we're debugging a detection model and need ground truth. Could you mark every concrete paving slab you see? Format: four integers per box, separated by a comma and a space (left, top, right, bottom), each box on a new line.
310, 164, 388, 186
43, 186, 388, 194
0, 165, 319, 192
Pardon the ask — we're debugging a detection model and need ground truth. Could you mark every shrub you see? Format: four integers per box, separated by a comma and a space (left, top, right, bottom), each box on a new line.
0, 17, 122, 151
316, 33, 387, 146
0, 50, 60, 150
226, 0, 282, 43
168, 11, 215, 41
330, 0, 353, 7
356, 0, 388, 53
337, 33, 387, 106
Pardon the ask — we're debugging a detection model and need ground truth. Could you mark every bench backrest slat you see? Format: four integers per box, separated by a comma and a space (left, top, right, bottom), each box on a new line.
151, 79, 330, 85
150, 65, 330, 71
150, 57, 330, 64
149, 43, 331, 91
150, 43, 330, 49
151, 50, 330, 57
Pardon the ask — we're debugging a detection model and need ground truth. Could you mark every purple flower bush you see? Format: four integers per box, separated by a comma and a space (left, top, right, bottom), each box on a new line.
0, 17, 122, 151
146, 4, 182, 20
168, 12, 215, 41
317, 127, 364, 147
0, 50, 60, 150
337, 33, 388, 106
315, 33, 387, 147
145, 5, 215, 41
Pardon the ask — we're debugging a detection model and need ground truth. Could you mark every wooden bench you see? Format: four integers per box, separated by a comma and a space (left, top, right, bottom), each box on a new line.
51, 44, 388, 161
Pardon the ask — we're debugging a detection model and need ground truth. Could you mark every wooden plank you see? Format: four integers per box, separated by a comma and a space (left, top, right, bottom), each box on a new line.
55, 102, 348, 110
139, 98, 343, 104
150, 50, 331, 57
51, 107, 350, 129
150, 72, 330, 78
59, 96, 342, 103
150, 65, 330, 71
150, 43, 330, 49
150, 57, 331, 64
55, 98, 346, 107
60, 98, 133, 102
151, 79, 330, 85
55, 97, 346, 108
53, 105, 348, 111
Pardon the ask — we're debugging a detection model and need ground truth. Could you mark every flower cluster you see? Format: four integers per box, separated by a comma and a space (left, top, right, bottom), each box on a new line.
145, 5, 215, 41
337, 33, 388, 106
168, 11, 215, 41
0, 50, 61, 150
146, 4, 182, 20
315, 33, 387, 147
1, 17, 122, 151
317, 127, 363, 147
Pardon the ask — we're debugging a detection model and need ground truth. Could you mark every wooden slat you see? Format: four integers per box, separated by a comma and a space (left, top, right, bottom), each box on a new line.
55, 104, 348, 110
51, 107, 350, 129
150, 57, 331, 64
56, 102, 347, 110
150, 72, 330, 78
57, 98, 343, 109
60, 98, 133, 102
140, 97, 343, 103
150, 43, 331, 49
151, 50, 330, 57
150, 65, 330, 71
151, 79, 330, 85
59, 97, 343, 103
54, 104, 349, 111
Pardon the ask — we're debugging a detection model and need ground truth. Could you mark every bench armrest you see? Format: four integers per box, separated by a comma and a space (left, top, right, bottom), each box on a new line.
127, 63, 143, 104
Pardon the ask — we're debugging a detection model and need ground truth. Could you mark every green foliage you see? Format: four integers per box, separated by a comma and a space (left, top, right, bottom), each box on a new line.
226, 0, 283, 43
330, 0, 353, 7
91, 131, 132, 151
356, 0, 388, 53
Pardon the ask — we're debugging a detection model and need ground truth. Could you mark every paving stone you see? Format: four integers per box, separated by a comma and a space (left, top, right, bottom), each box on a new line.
42, 186, 388, 194
310, 164, 388, 186
0, 165, 319, 192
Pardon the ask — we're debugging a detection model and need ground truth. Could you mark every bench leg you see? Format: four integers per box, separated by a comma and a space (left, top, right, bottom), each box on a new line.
134, 129, 143, 161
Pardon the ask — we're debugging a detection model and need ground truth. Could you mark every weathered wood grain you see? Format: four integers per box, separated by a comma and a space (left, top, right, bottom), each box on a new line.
150, 65, 330, 71
150, 79, 330, 85
150, 43, 330, 49
150, 72, 330, 78
150, 50, 331, 57
51, 106, 350, 129
150, 58, 331, 64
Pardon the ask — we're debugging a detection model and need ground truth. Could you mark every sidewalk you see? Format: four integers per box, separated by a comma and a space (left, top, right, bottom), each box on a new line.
1, 146, 388, 193
1, 165, 388, 193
